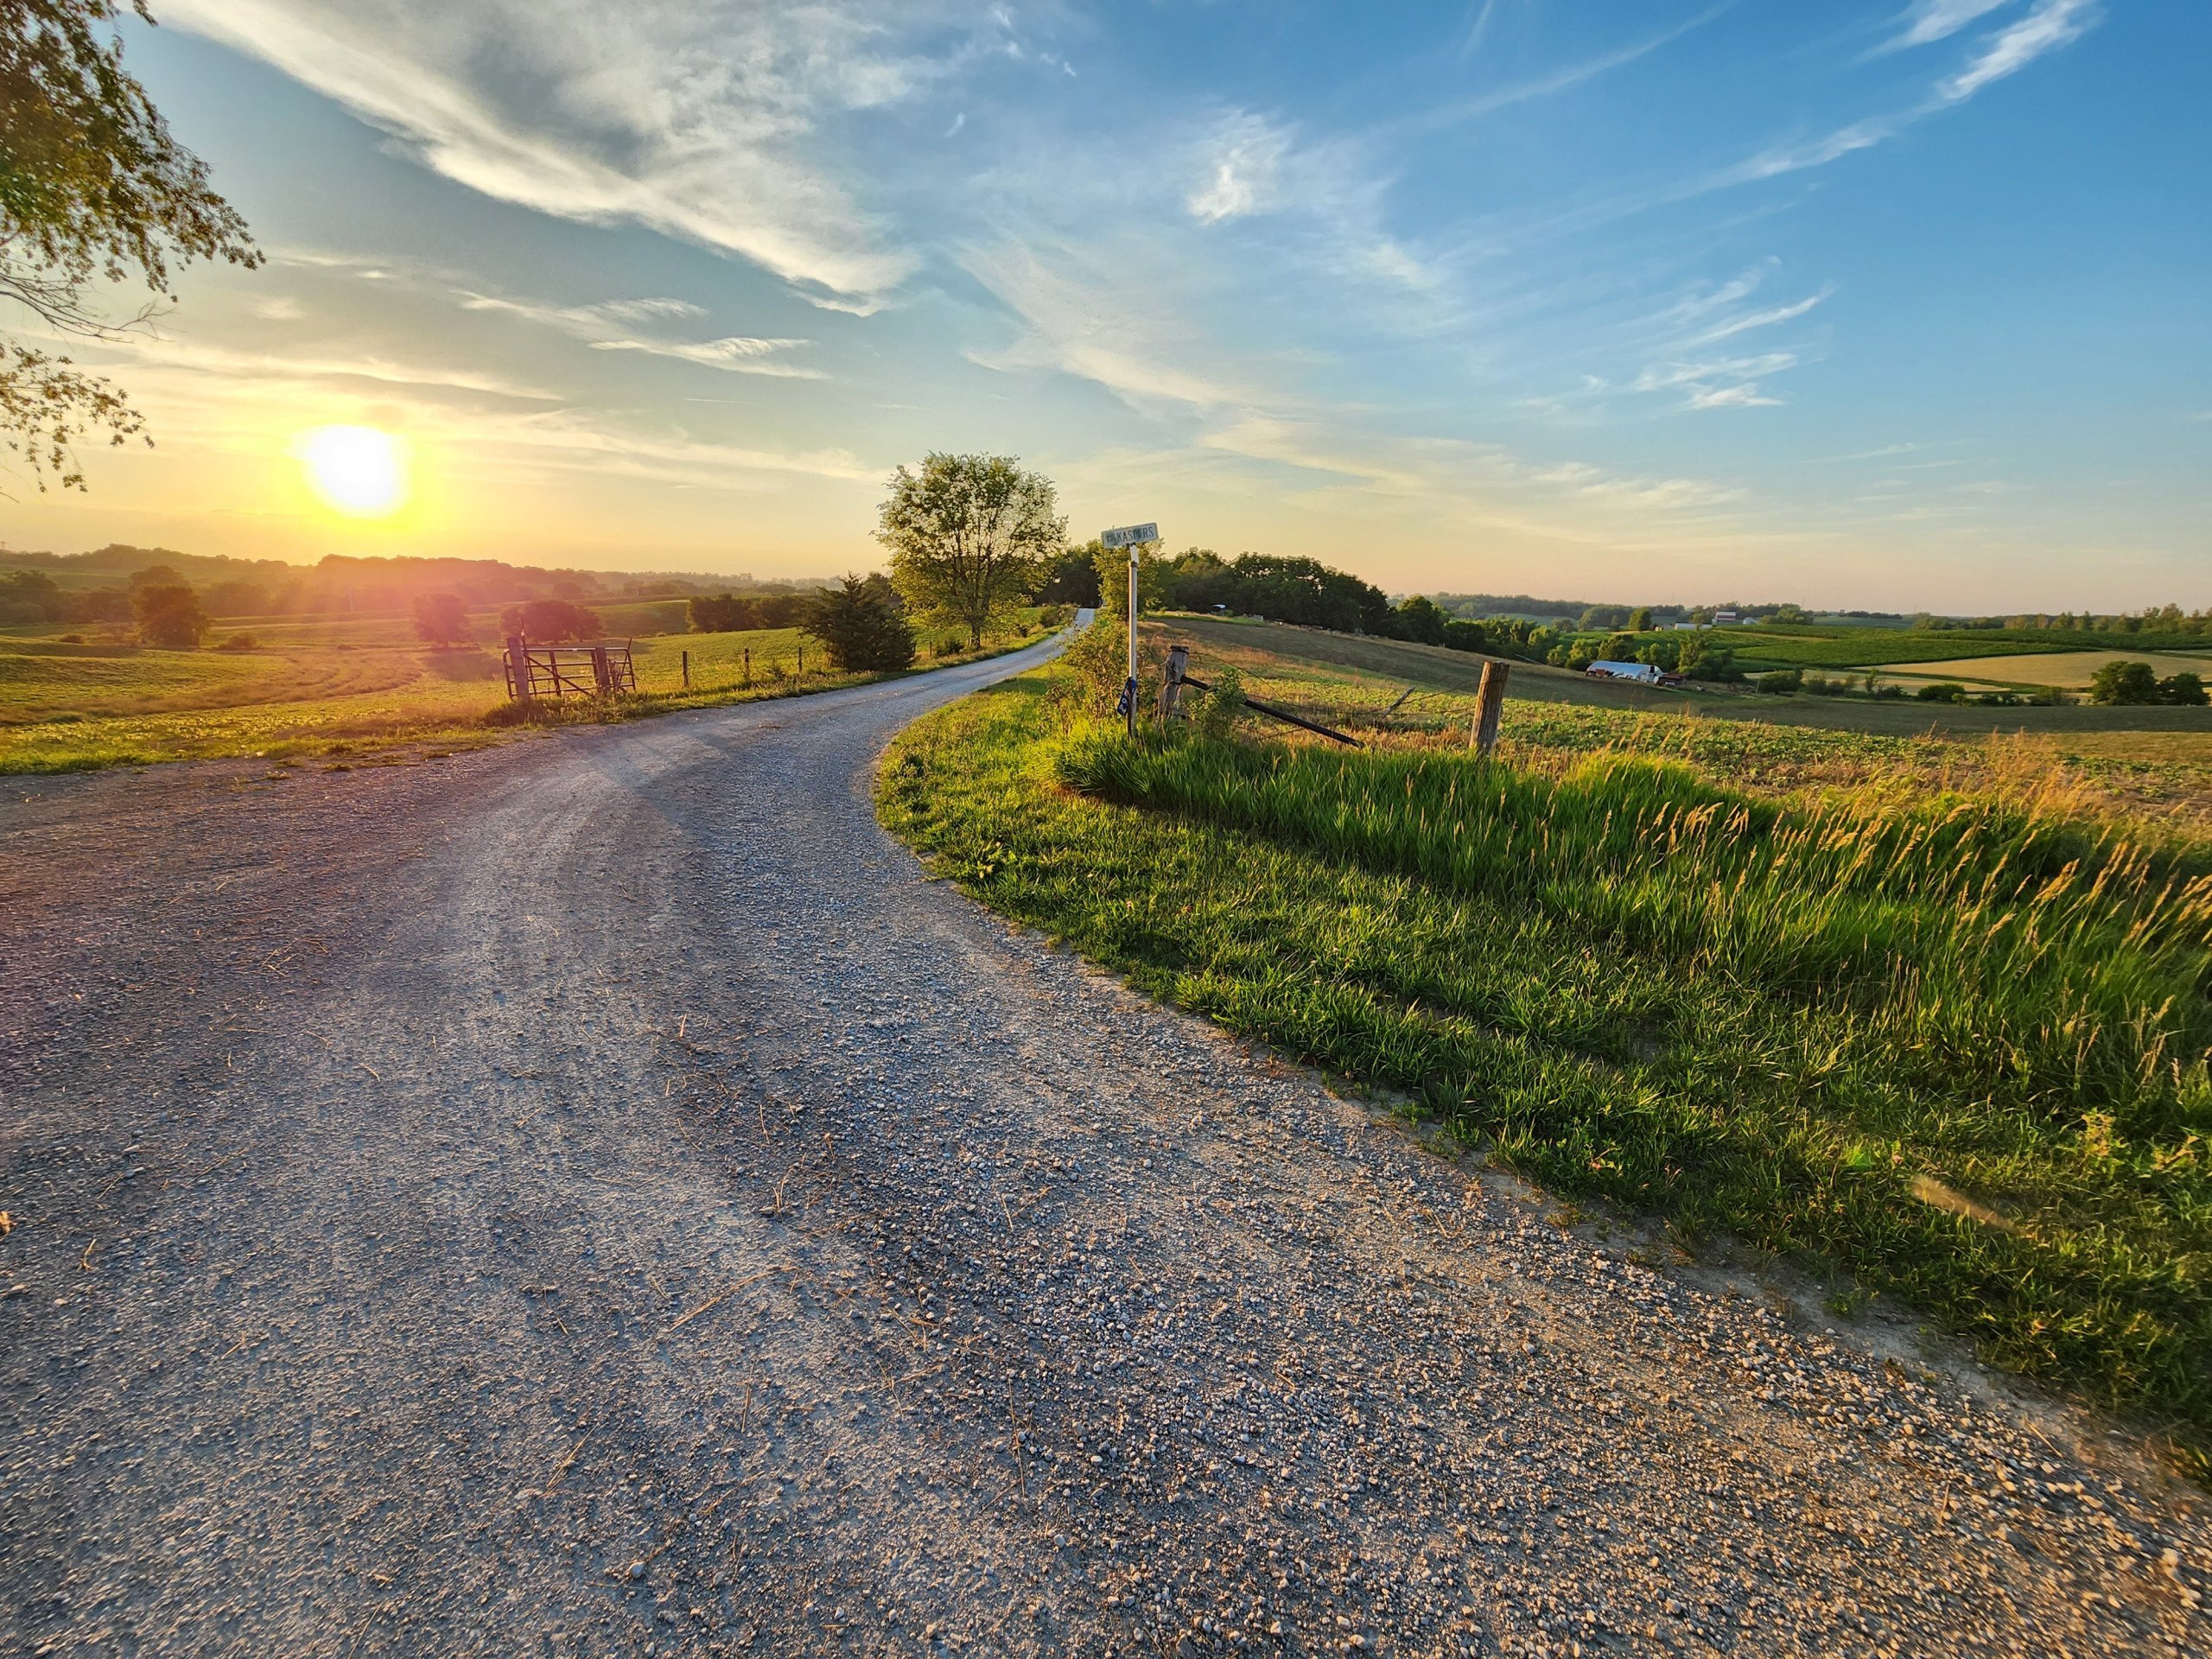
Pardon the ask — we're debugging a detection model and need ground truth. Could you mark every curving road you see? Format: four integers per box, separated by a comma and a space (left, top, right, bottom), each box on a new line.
3, 633, 2205, 1657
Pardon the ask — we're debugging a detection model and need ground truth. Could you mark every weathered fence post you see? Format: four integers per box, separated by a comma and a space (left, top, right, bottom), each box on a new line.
1471, 660, 1510, 757
505, 634, 532, 703
681, 649, 690, 690
743, 647, 752, 686
798, 643, 805, 678
589, 644, 613, 695
1160, 644, 1189, 721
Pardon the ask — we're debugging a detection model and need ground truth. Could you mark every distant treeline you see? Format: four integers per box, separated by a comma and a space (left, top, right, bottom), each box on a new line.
684, 592, 814, 632
0, 546, 826, 626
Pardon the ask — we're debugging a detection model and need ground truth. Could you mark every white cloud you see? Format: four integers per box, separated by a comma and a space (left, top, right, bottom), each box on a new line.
89, 332, 561, 402
588, 337, 821, 378
457, 290, 821, 377
1939, 0, 2100, 102
1889, 1, 2019, 49
163, 0, 939, 302
1187, 112, 1294, 224
1683, 383, 1783, 410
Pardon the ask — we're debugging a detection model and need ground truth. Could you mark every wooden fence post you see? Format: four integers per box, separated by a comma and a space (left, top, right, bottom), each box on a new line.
505, 634, 531, 702
742, 647, 751, 686
1161, 644, 1189, 721
681, 649, 690, 690
798, 643, 805, 678
589, 644, 613, 695
1471, 660, 1510, 756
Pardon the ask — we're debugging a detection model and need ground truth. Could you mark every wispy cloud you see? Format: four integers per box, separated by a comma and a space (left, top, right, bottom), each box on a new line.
163, 0, 950, 302
88, 331, 561, 402
1886, 1, 2019, 50
457, 290, 822, 378
1187, 112, 1294, 224
1938, 0, 2100, 102
1406, 3, 1734, 135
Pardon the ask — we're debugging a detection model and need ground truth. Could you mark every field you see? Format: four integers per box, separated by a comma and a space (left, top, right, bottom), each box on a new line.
1704, 624, 2212, 671
880, 630, 2212, 1473
1165, 615, 2212, 791
1872, 649, 2212, 690
0, 611, 1047, 774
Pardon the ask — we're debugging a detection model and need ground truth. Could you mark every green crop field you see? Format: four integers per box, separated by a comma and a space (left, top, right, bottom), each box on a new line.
880, 638, 2212, 1473
0, 611, 1049, 774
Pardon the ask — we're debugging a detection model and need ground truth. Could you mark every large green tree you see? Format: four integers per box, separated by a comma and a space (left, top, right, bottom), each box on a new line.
877, 453, 1064, 649
1, 1, 258, 489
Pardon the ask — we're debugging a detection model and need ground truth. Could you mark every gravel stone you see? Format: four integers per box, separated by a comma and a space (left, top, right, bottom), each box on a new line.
2, 636, 2206, 1656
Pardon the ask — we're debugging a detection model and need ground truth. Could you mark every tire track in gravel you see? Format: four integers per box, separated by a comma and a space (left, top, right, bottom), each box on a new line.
3, 632, 2206, 1658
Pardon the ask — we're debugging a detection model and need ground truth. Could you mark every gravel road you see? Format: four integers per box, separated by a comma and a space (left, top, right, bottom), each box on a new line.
3, 634, 2205, 1658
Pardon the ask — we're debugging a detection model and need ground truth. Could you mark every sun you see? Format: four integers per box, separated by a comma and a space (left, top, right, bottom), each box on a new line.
296, 425, 410, 518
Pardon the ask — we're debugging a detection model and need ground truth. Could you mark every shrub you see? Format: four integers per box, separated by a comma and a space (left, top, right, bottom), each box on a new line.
214, 632, 257, 652
1754, 670, 1802, 695
1192, 665, 1245, 741
1916, 682, 1967, 703
801, 574, 915, 671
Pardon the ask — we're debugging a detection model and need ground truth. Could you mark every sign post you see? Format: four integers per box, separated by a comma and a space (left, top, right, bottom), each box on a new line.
1100, 522, 1159, 737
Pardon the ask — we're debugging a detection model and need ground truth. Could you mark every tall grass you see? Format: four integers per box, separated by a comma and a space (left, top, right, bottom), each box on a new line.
882, 672, 2212, 1471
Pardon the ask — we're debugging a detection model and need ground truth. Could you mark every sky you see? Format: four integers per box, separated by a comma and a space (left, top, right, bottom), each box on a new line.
0, 0, 2204, 609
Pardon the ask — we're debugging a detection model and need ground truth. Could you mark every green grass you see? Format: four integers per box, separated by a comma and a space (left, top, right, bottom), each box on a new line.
1701, 625, 2212, 671
880, 664, 2212, 1473
0, 613, 1052, 774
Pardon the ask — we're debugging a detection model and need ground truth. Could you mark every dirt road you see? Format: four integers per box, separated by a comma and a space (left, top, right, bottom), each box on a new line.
3, 637, 2204, 1657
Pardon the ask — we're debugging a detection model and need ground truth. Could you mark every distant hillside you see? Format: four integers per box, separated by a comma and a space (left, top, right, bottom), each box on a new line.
0, 545, 835, 621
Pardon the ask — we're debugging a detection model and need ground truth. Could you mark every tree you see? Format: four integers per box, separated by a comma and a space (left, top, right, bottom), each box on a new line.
2, 2, 260, 490
878, 453, 1064, 649
2159, 671, 2209, 708
130, 579, 202, 646
802, 573, 915, 671
1628, 607, 1654, 632
411, 591, 471, 648
1090, 538, 1181, 619
2088, 661, 2159, 707
499, 598, 600, 642
1440, 618, 1486, 653
1393, 594, 1448, 645
1033, 543, 1102, 607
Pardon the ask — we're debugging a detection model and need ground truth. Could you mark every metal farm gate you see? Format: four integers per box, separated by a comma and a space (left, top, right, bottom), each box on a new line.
501, 636, 639, 702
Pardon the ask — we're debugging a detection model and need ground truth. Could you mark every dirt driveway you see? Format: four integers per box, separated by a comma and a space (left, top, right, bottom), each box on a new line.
2, 636, 2203, 1656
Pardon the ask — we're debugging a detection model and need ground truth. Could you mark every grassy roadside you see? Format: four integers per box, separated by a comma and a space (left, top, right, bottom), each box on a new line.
879, 663, 2212, 1475
0, 623, 1054, 776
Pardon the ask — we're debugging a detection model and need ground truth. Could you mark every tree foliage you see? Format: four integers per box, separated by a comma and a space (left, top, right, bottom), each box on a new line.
499, 598, 601, 643
1032, 543, 1102, 607
802, 573, 915, 671
130, 577, 201, 646
2089, 660, 2208, 707
687, 591, 809, 632
878, 453, 1063, 648
410, 591, 472, 648
0, 1, 259, 489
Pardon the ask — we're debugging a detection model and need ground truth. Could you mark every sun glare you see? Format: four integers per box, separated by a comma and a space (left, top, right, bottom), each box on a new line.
296, 425, 410, 518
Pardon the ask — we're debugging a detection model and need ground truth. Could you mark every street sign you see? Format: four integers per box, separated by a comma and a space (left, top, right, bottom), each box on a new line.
1101, 523, 1158, 549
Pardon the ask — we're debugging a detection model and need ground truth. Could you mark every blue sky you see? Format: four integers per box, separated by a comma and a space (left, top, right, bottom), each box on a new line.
3, 1, 2203, 609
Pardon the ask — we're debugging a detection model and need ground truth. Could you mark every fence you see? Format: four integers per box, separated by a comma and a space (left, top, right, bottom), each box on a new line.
502, 635, 639, 702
